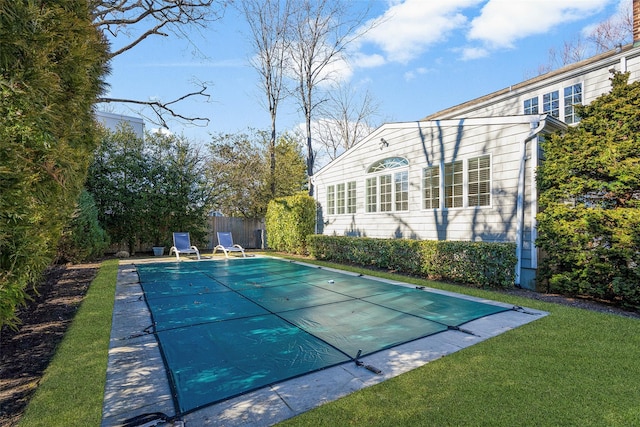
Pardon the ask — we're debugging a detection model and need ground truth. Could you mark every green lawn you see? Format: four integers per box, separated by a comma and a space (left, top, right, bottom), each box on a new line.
279, 259, 640, 426
18, 257, 640, 426
18, 259, 118, 427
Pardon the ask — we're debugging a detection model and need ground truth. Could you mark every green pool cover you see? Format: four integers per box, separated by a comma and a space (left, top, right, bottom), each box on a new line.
136, 258, 510, 415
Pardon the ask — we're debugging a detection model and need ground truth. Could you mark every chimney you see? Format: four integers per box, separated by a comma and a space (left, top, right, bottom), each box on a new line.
635, 0, 640, 46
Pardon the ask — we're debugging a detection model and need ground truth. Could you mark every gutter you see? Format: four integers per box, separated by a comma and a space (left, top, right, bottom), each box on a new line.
515, 118, 546, 286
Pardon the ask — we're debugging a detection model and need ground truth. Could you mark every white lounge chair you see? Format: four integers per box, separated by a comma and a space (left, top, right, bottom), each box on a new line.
169, 232, 201, 260
213, 232, 246, 258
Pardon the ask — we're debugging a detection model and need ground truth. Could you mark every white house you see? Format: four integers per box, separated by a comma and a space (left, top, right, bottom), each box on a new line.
312, 5, 640, 289
95, 110, 145, 138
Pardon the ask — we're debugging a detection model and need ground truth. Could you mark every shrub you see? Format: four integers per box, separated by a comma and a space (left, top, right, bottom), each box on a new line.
57, 190, 110, 263
266, 193, 316, 254
537, 205, 640, 309
308, 235, 516, 289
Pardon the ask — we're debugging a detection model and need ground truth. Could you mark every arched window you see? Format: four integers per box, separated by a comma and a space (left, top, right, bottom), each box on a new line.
366, 157, 409, 212
367, 157, 408, 173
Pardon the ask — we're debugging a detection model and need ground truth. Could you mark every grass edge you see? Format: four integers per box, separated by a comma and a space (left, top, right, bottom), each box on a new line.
18, 259, 119, 427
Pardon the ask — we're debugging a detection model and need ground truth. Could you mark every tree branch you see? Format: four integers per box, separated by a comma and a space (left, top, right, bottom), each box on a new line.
97, 85, 211, 128
94, 1, 221, 59
92, 1, 226, 126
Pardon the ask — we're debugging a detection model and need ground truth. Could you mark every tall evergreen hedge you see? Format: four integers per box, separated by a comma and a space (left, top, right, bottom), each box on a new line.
265, 193, 316, 254
0, 1, 109, 328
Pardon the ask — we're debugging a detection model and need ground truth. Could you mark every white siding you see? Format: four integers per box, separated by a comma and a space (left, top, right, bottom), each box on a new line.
314, 44, 640, 289
314, 118, 544, 248
427, 45, 640, 124
96, 111, 144, 138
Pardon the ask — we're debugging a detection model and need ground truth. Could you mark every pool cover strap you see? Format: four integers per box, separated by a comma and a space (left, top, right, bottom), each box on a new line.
355, 349, 382, 374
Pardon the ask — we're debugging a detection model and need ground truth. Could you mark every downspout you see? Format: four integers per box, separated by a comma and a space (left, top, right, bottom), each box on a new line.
310, 175, 319, 234
515, 118, 546, 286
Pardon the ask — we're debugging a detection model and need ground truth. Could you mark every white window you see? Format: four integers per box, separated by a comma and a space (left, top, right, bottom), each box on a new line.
336, 183, 345, 214
380, 175, 392, 212
468, 155, 491, 207
543, 90, 559, 118
365, 157, 410, 213
395, 171, 409, 211
347, 181, 357, 214
564, 83, 582, 124
444, 161, 463, 208
366, 177, 377, 213
524, 97, 539, 114
422, 165, 440, 209
326, 185, 335, 215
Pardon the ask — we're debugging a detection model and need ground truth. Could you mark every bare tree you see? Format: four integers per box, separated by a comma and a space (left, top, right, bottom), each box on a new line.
239, 0, 292, 197
316, 83, 379, 162
287, 0, 371, 196
587, 1, 633, 53
92, 0, 228, 127
534, 1, 633, 76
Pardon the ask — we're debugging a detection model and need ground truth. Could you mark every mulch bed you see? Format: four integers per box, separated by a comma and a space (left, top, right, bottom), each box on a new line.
0, 260, 638, 426
0, 263, 98, 426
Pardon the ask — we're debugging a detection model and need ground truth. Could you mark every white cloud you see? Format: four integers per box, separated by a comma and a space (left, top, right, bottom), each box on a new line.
353, 0, 618, 67
404, 67, 432, 81
352, 52, 387, 68
459, 46, 489, 60
467, 0, 613, 49
359, 0, 484, 64
319, 55, 354, 87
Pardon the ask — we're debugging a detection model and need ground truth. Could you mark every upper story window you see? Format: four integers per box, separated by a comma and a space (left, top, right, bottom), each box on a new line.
564, 83, 582, 124
525, 83, 582, 124
366, 157, 409, 213
524, 97, 539, 114
543, 90, 559, 118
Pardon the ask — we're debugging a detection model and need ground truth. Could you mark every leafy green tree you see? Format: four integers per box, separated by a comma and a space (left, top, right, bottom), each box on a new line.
86, 126, 149, 253
0, 1, 109, 328
86, 127, 211, 252
273, 133, 308, 196
207, 130, 307, 218
536, 72, 640, 308
142, 132, 211, 247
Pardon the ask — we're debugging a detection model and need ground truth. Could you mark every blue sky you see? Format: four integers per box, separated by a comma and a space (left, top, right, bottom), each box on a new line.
102, 0, 631, 144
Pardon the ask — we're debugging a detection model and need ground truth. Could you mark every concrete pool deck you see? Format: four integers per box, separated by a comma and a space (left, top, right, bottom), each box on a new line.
101, 257, 548, 427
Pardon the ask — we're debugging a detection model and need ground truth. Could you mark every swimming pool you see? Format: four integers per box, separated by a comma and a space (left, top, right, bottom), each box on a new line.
135, 257, 512, 416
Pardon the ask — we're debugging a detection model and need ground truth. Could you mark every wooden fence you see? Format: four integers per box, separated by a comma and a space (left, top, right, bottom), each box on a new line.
207, 217, 266, 250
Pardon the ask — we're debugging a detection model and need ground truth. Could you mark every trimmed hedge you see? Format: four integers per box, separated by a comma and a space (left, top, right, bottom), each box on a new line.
308, 235, 517, 289
265, 193, 316, 255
